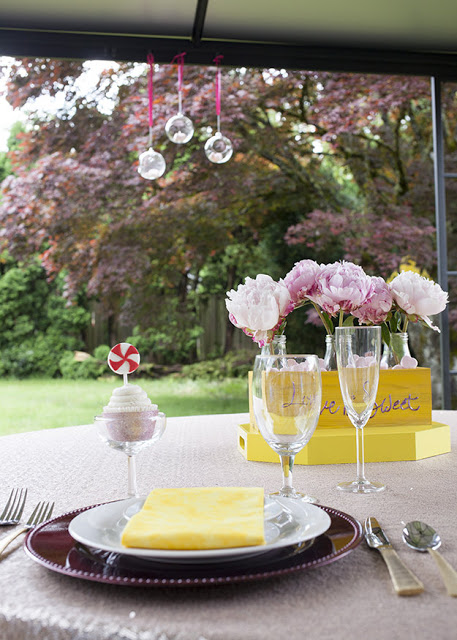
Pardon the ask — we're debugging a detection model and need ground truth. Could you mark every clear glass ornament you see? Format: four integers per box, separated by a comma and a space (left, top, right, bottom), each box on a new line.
204, 131, 233, 164
165, 113, 194, 144
138, 147, 166, 180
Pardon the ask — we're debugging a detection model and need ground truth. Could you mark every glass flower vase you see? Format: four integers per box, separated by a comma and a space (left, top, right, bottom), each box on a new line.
323, 335, 337, 371
261, 335, 287, 356
380, 332, 411, 368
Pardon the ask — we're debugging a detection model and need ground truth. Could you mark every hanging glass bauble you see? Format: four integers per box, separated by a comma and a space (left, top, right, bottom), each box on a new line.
204, 131, 233, 164
138, 148, 166, 180
165, 113, 194, 144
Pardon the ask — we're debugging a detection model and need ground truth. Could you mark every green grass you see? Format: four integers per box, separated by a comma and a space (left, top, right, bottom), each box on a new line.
0, 377, 249, 436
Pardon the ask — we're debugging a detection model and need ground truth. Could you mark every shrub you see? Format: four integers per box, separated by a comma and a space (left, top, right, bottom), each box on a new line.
179, 350, 254, 380
127, 322, 203, 366
28, 334, 72, 377
0, 261, 90, 378
58, 351, 104, 380
0, 344, 35, 378
93, 345, 111, 362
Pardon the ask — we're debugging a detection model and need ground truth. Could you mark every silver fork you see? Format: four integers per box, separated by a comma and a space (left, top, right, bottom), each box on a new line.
0, 501, 54, 557
0, 488, 28, 525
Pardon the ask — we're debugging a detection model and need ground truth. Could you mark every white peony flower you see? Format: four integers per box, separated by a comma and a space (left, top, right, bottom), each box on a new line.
225, 274, 293, 347
390, 271, 448, 330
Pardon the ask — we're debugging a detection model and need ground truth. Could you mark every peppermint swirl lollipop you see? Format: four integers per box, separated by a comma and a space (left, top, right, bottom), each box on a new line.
108, 343, 140, 383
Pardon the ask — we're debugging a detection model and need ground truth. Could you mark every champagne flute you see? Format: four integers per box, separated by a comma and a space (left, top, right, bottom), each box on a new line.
252, 354, 322, 502
335, 326, 385, 493
95, 411, 166, 497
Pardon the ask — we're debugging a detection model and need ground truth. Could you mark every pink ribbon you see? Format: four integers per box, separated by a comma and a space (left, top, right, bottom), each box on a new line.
214, 55, 224, 116
147, 53, 154, 128
171, 52, 186, 92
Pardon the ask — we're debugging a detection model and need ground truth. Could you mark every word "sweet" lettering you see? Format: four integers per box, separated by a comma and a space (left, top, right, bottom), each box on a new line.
320, 393, 420, 419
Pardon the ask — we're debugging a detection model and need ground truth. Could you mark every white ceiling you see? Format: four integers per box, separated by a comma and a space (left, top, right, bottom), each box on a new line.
204, 0, 457, 49
0, 0, 194, 36
0, 0, 457, 76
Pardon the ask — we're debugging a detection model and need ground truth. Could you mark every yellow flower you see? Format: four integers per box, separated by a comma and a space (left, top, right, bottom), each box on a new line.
387, 257, 430, 283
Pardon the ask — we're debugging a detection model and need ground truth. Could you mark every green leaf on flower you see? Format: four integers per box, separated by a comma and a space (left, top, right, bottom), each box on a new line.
321, 311, 334, 335
391, 311, 402, 333
343, 316, 354, 326
381, 323, 391, 346
418, 316, 440, 332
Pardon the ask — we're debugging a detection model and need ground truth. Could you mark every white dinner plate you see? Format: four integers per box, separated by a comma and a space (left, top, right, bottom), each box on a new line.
68, 495, 331, 563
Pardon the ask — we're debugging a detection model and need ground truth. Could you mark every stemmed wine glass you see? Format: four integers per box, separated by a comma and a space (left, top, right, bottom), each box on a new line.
252, 354, 322, 502
335, 326, 385, 493
95, 411, 166, 498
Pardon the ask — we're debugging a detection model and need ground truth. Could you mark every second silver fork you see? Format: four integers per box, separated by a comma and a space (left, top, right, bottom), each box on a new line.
0, 501, 54, 557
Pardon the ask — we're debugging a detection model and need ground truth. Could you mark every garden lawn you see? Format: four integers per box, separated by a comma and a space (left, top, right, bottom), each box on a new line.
0, 377, 249, 436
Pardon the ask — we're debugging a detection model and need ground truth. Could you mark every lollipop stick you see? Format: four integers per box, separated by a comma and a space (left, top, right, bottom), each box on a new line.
123, 373, 128, 386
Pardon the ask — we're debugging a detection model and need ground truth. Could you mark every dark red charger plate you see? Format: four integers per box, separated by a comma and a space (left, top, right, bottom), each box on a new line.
25, 503, 362, 588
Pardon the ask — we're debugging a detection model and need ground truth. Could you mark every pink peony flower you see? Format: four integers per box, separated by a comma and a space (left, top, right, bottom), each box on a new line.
352, 276, 393, 325
225, 274, 293, 347
284, 259, 322, 306
310, 261, 374, 317
389, 271, 448, 330
304, 307, 322, 327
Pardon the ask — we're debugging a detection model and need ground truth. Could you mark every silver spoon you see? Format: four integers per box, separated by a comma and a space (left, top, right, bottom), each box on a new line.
402, 521, 457, 597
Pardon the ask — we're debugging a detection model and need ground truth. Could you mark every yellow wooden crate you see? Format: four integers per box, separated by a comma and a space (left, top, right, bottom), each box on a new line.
237, 421, 451, 464
243, 367, 450, 464
249, 368, 432, 430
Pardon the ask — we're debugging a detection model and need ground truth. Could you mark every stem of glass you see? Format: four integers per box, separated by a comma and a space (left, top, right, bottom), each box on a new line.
355, 426, 367, 484
127, 455, 138, 497
279, 453, 296, 497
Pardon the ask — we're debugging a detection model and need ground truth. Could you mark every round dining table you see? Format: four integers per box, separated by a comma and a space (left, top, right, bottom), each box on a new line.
0, 410, 456, 639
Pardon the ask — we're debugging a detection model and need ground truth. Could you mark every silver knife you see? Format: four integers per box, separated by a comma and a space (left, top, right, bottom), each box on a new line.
364, 517, 424, 596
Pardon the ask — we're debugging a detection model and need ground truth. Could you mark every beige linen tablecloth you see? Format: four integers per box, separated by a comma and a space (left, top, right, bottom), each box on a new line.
0, 410, 456, 640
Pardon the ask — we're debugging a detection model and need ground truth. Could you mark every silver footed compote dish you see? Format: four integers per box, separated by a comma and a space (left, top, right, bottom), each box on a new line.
252, 354, 322, 503
335, 326, 385, 493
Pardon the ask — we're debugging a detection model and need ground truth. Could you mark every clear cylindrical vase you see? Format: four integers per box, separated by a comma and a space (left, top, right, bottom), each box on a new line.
323, 334, 337, 371
381, 332, 411, 368
261, 335, 287, 355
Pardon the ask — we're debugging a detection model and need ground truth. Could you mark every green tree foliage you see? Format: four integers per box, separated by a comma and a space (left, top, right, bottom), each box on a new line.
0, 60, 446, 364
0, 152, 10, 184
0, 122, 26, 184
0, 260, 90, 377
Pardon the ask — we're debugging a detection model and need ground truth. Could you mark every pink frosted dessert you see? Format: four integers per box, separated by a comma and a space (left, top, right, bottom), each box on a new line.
102, 384, 158, 442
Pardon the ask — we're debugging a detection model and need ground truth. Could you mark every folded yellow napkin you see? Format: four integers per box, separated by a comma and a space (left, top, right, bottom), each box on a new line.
121, 487, 266, 550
